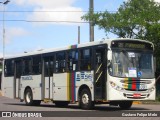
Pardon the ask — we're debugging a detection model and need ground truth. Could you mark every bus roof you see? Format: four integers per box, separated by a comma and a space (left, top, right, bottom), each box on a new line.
4, 38, 154, 60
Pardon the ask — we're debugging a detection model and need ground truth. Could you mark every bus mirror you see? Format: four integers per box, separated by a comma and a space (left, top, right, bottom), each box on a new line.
107, 60, 111, 67
108, 51, 112, 60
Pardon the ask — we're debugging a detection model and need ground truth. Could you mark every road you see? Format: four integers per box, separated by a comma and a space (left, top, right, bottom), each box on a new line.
0, 96, 160, 120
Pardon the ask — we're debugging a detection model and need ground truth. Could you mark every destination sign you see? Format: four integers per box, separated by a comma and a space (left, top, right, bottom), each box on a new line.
111, 40, 153, 50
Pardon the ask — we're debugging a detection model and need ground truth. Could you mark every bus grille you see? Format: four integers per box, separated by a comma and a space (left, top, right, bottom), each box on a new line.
124, 89, 147, 91
121, 79, 151, 91
124, 93, 149, 99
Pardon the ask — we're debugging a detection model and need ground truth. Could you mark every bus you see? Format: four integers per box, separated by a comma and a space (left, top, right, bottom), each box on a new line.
1, 38, 155, 109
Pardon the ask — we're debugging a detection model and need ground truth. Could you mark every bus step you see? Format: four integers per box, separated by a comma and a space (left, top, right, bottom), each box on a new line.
43, 99, 52, 103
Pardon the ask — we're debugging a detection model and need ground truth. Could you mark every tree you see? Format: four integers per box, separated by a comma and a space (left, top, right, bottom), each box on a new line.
0, 60, 2, 70
82, 0, 160, 71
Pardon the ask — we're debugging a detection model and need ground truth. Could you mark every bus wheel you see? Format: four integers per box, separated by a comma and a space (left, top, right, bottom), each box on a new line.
24, 88, 41, 106
79, 89, 94, 110
25, 88, 34, 106
119, 101, 133, 109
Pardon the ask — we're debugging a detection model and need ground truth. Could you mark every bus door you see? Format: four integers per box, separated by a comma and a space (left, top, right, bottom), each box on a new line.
14, 60, 22, 99
94, 46, 107, 100
43, 56, 54, 99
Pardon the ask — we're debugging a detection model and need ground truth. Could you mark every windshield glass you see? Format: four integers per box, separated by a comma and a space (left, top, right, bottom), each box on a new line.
111, 50, 154, 79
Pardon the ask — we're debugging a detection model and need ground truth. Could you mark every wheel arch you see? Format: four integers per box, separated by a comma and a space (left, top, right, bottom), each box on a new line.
24, 86, 32, 98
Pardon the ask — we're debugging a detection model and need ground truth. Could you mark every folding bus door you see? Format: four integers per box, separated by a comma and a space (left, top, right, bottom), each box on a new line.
14, 60, 22, 99
43, 57, 54, 99
94, 46, 107, 100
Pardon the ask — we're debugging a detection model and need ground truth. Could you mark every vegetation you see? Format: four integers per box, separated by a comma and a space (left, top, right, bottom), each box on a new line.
0, 63, 2, 70
82, 0, 160, 102
82, 0, 160, 71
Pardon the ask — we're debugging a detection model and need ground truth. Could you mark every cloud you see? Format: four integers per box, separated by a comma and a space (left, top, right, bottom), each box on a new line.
28, 7, 84, 26
14, 0, 75, 8
13, 0, 84, 25
6, 27, 29, 44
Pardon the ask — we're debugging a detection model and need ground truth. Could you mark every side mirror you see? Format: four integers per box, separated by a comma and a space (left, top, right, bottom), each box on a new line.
107, 50, 112, 60
107, 60, 111, 67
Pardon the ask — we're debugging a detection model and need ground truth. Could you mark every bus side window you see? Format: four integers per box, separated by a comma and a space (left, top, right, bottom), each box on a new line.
56, 52, 66, 73
23, 58, 32, 75
15, 60, 23, 78
68, 51, 78, 71
80, 49, 92, 71
32, 56, 41, 75
4, 60, 14, 77
96, 53, 102, 64
50, 60, 54, 76
44, 56, 54, 76
45, 61, 49, 76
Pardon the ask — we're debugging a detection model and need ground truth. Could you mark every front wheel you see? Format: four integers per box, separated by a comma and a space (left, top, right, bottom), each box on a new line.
119, 101, 133, 109
79, 89, 94, 110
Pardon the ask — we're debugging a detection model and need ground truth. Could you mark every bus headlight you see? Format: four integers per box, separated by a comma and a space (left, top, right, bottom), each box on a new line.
148, 87, 154, 93
110, 81, 125, 91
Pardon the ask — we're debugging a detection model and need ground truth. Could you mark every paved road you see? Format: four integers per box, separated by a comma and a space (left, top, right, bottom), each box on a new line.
0, 96, 160, 120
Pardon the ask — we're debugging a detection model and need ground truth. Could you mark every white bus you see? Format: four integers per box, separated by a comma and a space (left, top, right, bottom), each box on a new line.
2, 38, 155, 109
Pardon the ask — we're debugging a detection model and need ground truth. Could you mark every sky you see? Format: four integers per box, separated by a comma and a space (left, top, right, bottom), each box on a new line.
0, 0, 160, 58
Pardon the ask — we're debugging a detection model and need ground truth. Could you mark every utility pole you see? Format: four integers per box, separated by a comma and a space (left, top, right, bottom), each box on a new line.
89, 0, 94, 42
0, 0, 10, 92
78, 26, 80, 44
1, 0, 10, 60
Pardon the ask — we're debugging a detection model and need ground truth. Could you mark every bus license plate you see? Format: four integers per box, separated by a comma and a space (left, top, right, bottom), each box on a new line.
133, 93, 141, 98
139, 84, 147, 90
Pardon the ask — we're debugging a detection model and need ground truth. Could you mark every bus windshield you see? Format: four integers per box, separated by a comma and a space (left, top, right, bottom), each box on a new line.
111, 50, 154, 79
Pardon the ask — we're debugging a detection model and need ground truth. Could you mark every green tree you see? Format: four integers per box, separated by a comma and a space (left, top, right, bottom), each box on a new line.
82, 0, 160, 71
0, 61, 2, 70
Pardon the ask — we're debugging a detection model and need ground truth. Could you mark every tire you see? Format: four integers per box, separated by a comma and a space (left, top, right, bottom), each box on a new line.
54, 101, 69, 107
119, 101, 133, 109
24, 88, 41, 106
79, 89, 94, 110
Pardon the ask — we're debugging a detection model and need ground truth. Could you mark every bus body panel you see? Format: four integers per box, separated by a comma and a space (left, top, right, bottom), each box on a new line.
53, 73, 68, 101
20, 87, 25, 100
3, 77, 14, 99
107, 75, 156, 100
20, 75, 42, 100
75, 71, 94, 101
15, 78, 21, 98
44, 76, 53, 99
53, 71, 94, 101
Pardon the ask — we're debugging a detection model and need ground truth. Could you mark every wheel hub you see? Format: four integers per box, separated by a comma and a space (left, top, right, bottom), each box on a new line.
82, 94, 89, 104
26, 92, 31, 103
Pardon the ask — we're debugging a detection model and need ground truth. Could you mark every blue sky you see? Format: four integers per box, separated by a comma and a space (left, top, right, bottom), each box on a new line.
0, 0, 159, 57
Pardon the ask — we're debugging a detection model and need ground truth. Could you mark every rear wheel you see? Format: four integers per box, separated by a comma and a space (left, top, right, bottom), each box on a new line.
24, 88, 41, 106
79, 89, 94, 110
119, 101, 133, 109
